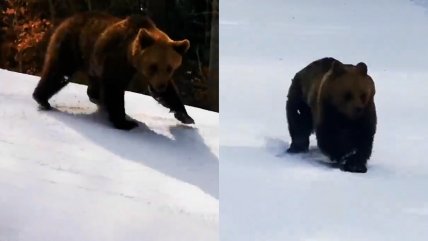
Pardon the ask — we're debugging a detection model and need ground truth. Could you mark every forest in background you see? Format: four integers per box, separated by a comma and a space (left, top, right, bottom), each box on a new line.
0, 0, 219, 111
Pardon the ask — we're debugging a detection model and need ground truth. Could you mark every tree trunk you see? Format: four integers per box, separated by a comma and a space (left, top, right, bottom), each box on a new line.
66, 0, 77, 14
208, 0, 219, 112
86, 0, 92, 11
47, 0, 55, 22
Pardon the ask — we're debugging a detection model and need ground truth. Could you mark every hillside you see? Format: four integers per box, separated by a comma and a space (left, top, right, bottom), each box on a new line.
0, 69, 218, 241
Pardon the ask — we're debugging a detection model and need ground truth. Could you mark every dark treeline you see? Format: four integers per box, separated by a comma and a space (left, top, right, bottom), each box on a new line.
0, 0, 219, 111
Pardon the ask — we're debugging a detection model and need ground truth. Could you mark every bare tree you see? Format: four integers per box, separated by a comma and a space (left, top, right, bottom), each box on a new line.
47, 0, 55, 21
86, 0, 92, 11
208, 0, 219, 111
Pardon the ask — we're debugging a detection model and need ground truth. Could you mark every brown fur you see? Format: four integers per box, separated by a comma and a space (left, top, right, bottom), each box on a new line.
301, 59, 375, 126
33, 12, 193, 130
286, 57, 377, 173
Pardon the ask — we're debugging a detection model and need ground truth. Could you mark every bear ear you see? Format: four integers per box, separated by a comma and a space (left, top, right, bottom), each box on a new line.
137, 29, 155, 49
356, 62, 368, 75
172, 39, 190, 55
331, 60, 345, 76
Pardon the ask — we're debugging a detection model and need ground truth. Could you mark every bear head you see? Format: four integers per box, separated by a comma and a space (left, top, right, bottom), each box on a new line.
132, 28, 190, 93
320, 60, 375, 120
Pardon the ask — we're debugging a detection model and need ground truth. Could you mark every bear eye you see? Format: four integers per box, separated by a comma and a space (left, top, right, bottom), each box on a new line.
343, 91, 353, 102
148, 64, 158, 75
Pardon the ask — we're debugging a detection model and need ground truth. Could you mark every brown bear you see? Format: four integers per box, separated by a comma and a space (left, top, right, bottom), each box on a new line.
286, 57, 377, 173
32, 12, 194, 130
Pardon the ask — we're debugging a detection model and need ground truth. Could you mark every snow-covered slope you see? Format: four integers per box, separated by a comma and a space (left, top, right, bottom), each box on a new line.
0, 69, 218, 241
220, 0, 428, 240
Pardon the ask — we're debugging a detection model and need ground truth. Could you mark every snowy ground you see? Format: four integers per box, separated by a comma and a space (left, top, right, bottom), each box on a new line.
0, 69, 218, 241
220, 0, 428, 240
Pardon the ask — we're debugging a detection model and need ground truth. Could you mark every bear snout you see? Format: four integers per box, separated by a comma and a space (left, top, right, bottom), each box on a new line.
157, 83, 168, 92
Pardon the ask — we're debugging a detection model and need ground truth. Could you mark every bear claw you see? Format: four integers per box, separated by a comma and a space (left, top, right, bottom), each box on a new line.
340, 163, 367, 173
37, 103, 52, 111
36, 100, 52, 110
175, 112, 195, 124
112, 119, 139, 130
33, 93, 52, 110
286, 144, 308, 153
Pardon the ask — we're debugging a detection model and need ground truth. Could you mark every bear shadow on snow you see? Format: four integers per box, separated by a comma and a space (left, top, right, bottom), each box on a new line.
264, 137, 338, 170
48, 107, 219, 199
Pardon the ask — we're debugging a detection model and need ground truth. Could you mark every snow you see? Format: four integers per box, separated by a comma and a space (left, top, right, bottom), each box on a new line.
220, 0, 428, 240
0, 69, 218, 241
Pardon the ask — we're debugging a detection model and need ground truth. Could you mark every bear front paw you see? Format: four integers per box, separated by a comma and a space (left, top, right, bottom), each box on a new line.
33, 93, 52, 110
340, 163, 367, 173
112, 119, 139, 130
286, 143, 309, 153
175, 112, 195, 124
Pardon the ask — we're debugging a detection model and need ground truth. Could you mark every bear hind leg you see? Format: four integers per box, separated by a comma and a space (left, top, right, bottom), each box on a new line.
32, 40, 77, 109
33, 67, 69, 110
87, 76, 101, 105
286, 99, 313, 153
